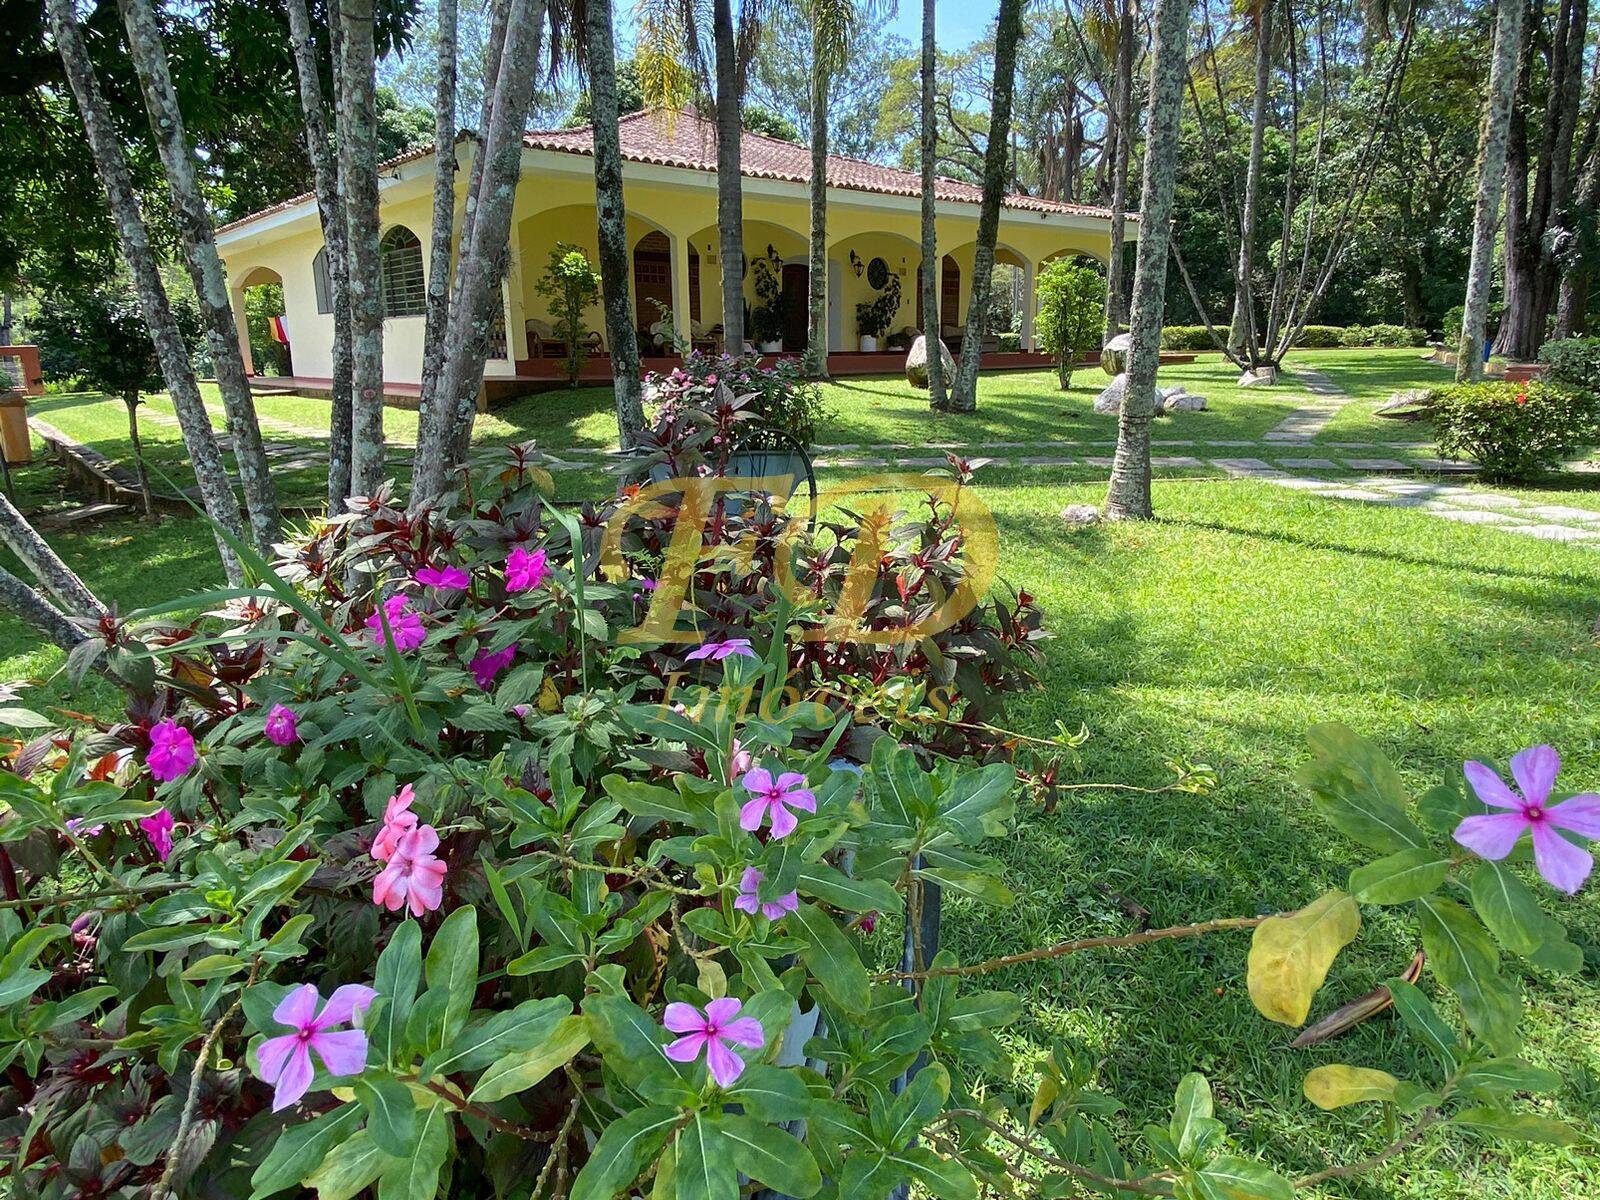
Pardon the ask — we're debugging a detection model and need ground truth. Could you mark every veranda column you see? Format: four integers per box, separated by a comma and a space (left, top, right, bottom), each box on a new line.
671, 235, 693, 357
1020, 262, 1036, 351
231, 288, 255, 375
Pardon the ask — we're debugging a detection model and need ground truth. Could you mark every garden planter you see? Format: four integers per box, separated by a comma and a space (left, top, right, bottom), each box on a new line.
758, 340, 783, 354
0, 391, 31, 465
859, 335, 878, 352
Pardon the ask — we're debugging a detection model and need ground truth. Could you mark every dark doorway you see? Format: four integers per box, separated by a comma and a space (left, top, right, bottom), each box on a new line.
781, 263, 809, 351
633, 231, 673, 348
915, 255, 962, 335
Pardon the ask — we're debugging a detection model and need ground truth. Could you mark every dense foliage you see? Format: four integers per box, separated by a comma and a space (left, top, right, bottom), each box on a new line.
643, 352, 829, 451
1430, 380, 1600, 480
1034, 259, 1105, 388
534, 246, 603, 388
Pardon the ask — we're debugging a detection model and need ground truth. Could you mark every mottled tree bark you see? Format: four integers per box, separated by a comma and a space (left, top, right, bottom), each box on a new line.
338, 0, 386, 494
0, 564, 92, 658
417, 0, 459, 442
805, 27, 831, 381
588, 0, 647, 445
116, 0, 282, 550
1227, 0, 1274, 365
45, 0, 244, 583
1104, 0, 1190, 521
1101, 0, 1135, 347
713, 0, 746, 355
947, 0, 1025, 412
1458, 0, 1527, 381
918, 0, 945, 408
0, 491, 106, 619
286, 0, 354, 509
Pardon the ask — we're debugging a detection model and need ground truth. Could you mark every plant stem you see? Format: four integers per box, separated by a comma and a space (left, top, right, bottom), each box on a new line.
938, 1110, 1177, 1196
1291, 1109, 1443, 1187
401, 1074, 558, 1142
0, 881, 186, 911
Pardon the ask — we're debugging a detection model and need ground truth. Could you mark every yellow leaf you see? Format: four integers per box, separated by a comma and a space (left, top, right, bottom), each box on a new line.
1247, 890, 1361, 1026
1028, 1073, 1060, 1127
538, 676, 562, 712
1303, 1065, 1399, 1110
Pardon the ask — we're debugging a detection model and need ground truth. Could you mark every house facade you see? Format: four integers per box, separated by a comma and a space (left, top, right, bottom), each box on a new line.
215, 109, 1134, 394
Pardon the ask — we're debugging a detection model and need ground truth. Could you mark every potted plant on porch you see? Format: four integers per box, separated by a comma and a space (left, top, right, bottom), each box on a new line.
854, 272, 901, 352
749, 245, 787, 353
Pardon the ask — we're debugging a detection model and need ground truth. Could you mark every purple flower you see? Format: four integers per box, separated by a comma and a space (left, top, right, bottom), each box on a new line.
140, 808, 175, 862
147, 720, 196, 782
415, 564, 470, 592
470, 643, 518, 689
686, 638, 756, 663
733, 867, 798, 921
366, 595, 426, 652
738, 768, 816, 839
506, 546, 551, 592
1454, 746, 1600, 894
662, 998, 764, 1087
65, 817, 104, 838
264, 704, 299, 746
255, 983, 375, 1111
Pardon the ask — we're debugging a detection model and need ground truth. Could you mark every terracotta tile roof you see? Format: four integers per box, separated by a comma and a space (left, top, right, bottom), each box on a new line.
219, 109, 1126, 236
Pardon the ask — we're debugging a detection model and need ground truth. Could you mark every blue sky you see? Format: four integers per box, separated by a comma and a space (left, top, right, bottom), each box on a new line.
885, 1, 1001, 49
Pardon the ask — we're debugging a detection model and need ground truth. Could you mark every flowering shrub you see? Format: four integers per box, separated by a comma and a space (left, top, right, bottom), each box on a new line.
645, 350, 827, 449
1429, 380, 1600, 480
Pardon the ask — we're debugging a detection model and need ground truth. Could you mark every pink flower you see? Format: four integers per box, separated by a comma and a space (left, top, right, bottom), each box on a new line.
726, 738, 754, 784
733, 867, 798, 921
372, 824, 448, 915
264, 704, 299, 746
371, 784, 418, 863
738, 768, 816, 839
366, 595, 426, 652
147, 720, 196, 782
470, 643, 518, 689
1454, 746, 1600, 894
415, 564, 470, 591
140, 808, 175, 862
506, 546, 551, 592
255, 983, 375, 1111
686, 638, 756, 662
662, 998, 764, 1087
65, 817, 104, 838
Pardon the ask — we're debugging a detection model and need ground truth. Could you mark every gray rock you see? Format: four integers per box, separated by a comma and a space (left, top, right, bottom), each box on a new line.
1100, 332, 1132, 376
1060, 504, 1102, 526
1374, 387, 1435, 421
905, 335, 956, 389
1094, 373, 1127, 413
1238, 365, 1278, 387
1161, 391, 1208, 412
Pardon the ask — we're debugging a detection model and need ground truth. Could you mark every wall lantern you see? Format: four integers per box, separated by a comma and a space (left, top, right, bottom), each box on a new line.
849, 250, 864, 277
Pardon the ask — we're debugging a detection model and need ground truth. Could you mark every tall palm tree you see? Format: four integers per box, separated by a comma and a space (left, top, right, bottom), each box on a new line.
918, 0, 945, 408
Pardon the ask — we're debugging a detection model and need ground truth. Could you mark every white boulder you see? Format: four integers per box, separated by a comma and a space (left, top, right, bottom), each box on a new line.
905, 335, 956, 389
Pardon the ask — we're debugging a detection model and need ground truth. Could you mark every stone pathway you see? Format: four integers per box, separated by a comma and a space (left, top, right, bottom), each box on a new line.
1261, 368, 1352, 442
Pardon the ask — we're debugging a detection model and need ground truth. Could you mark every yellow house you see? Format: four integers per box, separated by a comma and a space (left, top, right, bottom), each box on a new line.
216, 109, 1134, 398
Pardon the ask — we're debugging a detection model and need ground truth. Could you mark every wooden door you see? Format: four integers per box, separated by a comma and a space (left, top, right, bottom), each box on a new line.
781, 263, 809, 351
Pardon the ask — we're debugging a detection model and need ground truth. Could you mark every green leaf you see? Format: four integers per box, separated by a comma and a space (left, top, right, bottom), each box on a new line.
1416, 897, 1521, 1055
1302, 1065, 1399, 1110
470, 1014, 591, 1103
1349, 848, 1449, 905
372, 921, 422, 1067
354, 1076, 416, 1158
892, 1145, 977, 1200
1468, 862, 1546, 957
601, 774, 696, 823
796, 862, 901, 913
675, 1113, 740, 1200
377, 1101, 451, 1200
1457, 1058, 1562, 1096
1451, 1108, 1584, 1144
935, 762, 1015, 841
585, 994, 675, 1087
423, 906, 479, 1043
303, 1129, 391, 1200
1297, 724, 1427, 853
421, 996, 570, 1078
720, 1114, 821, 1196
1192, 1156, 1294, 1200
790, 902, 871, 1014
947, 991, 1022, 1031
883, 1063, 950, 1149
1385, 979, 1458, 1068
837, 1148, 906, 1200
569, 1106, 681, 1200
1170, 1073, 1216, 1159
1246, 891, 1361, 1027
724, 1064, 812, 1122
250, 1103, 363, 1198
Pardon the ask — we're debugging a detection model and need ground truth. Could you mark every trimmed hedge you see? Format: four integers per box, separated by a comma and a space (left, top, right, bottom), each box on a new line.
1431, 379, 1600, 481
1157, 324, 1429, 351
1538, 336, 1600, 396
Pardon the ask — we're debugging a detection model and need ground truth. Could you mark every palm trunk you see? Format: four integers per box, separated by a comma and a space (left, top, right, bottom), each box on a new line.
285, 0, 354, 509
116, 0, 282, 551
0, 491, 106, 619
714, 0, 746, 355
947, 0, 1025, 413
588, 0, 647, 446
45, 0, 245, 583
919, 0, 945, 408
338, 0, 386, 494
1101, 0, 1135, 346
418, 0, 460, 449
805, 43, 830, 381
1457, 0, 1527, 381
1104, 0, 1191, 521
1227, 0, 1273, 366
124, 392, 155, 519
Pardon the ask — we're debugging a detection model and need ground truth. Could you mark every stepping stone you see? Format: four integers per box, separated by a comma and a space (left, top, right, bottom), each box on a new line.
1342, 458, 1412, 472
1524, 504, 1600, 522
1266, 477, 1339, 490
1203, 439, 1258, 447
1019, 456, 1079, 466
814, 457, 886, 468
1510, 523, 1600, 541
1427, 508, 1528, 525
894, 456, 950, 467
1083, 456, 1116, 468
1311, 487, 1394, 501
1211, 457, 1282, 476
1152, 456, 1204, 467
1151, 439, 1196, 446
1278, 457, 1340, 470
1455, 493, 1525, 509
1365, 481, 1445, 494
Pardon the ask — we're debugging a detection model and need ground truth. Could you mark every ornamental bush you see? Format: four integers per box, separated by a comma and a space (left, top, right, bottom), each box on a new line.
1157, 324, 1213, 351
1034, 259, 1104, 389
1291, 325, 1344, 348
1537, 334, 1600, 398
1430, 380, 1600, 481
644, 351, 828, 450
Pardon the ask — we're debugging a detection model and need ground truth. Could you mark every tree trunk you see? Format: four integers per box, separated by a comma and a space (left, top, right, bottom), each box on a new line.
285, 0, 355, 509
0, 564, 94, 658
417, 0, 460, 453
587, 0, 647, 445
124, 392, 155, 519
919, 0, 945, 408
0, 491, 106, 619
1227, 0, 1274, 366
1556, 53, 1600, 336
1458, 0, 1528, 380
805, 33, 830, 381
714, 0, 746, 355
116, 0, 282, 551
338, 0, 386, 495
1101, 0, 1135, 347
947, 0, 1025, 412
45, 0, 245, 583
1104, 0, 1190, 521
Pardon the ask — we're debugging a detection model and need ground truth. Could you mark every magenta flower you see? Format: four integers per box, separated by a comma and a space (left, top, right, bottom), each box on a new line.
739, 768, 816, 839
726, 738, 754, 784
470, 643, 518, 689
733, 867, 798, 921
686, 638, 756, 662
147, 720, 196, 782
372, 824, 448, 915
255, 983, 375, 1111
65, 817, 104, 838
662, 998, 764, 1086
415, 564, 469, 592
366, 595, 426, 653
371, 784, 419, 863
1454, 746, 1600, 894
140, 808, 175, 862
264, 704, 299, 747
506, 546, 551, 592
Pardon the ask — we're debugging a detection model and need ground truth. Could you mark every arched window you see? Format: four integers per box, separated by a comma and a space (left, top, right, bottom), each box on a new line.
312, 247, 332, 314
379, 226, 425, 317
